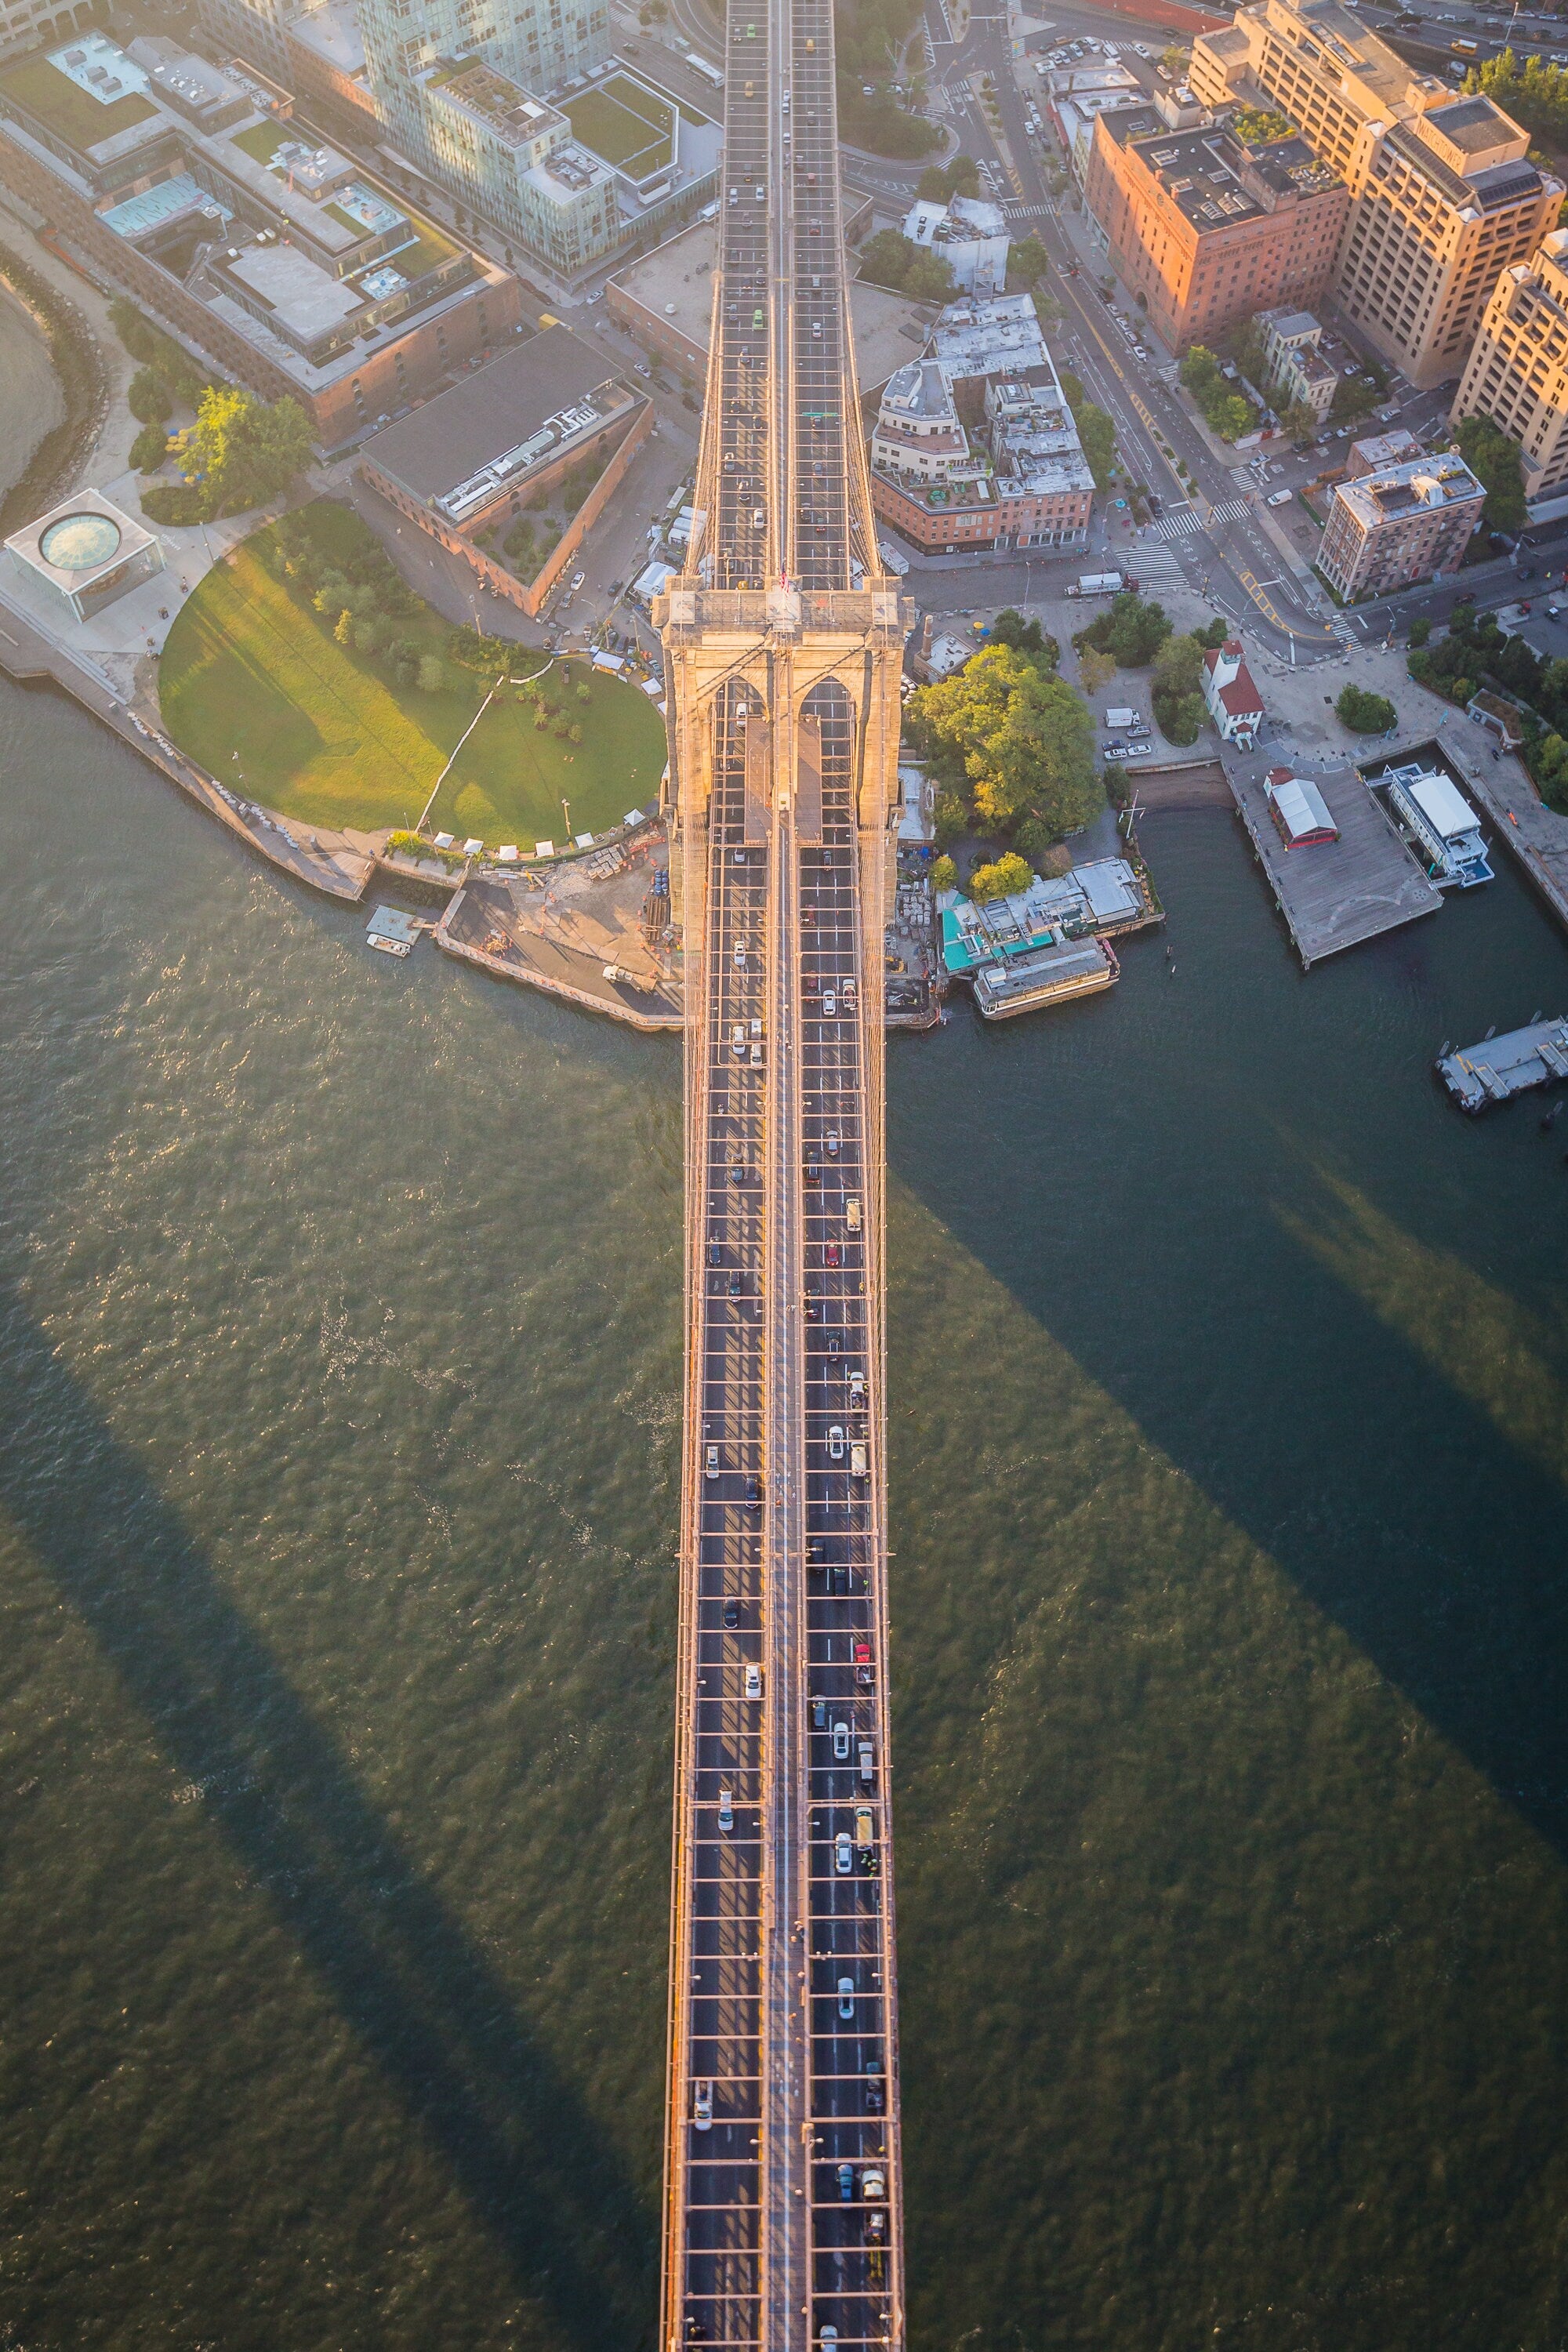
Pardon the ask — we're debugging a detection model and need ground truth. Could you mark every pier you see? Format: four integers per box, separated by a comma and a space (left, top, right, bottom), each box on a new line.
1228, 760, 1442, 967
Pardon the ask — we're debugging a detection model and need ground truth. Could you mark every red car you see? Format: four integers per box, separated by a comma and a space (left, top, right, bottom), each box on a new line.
854, 1639, 873, 1689
826, 1240, 841, 1268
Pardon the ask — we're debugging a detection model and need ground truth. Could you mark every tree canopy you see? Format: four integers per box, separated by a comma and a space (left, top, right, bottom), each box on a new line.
1230, 104, 1296, 146
1452, 412, 1527, 531
916, 155, 981, 201
1073, 590, 1172, 669
906, 642, 1101, 843
191, 385, 314, 516
857, 229, 954, 300
1058, 366, 1116, 488
967, 851, 1033, 902
1180, 347, 1257, 442
1336, 684, 1397, 733
1152, 632, 1210, 744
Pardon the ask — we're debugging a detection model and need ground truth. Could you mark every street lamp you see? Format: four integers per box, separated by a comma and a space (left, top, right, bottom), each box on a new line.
562, 797, 572, 840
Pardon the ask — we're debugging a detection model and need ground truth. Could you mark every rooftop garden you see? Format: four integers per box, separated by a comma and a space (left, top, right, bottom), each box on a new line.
564, 76, 675, 172
0, 53, 157, 147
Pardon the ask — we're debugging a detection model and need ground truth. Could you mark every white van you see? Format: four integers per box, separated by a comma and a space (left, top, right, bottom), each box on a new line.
1105, 706, 1142, 731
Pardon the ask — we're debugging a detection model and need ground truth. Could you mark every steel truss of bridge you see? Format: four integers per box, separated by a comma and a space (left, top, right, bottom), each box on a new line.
652, 0, 915, 2343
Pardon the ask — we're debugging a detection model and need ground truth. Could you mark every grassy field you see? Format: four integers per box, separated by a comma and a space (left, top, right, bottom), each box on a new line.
430, 669, 666, 847
160, 503, 665, 842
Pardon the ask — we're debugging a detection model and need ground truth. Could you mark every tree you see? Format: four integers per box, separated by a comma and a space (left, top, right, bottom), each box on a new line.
967, 851, 1033, 902
1193, 616, 1232, 650
188, 385, 314, 516
903, 249, 956, 303
1279, 401, 1319, 446
1058, 367, 1116, 488
858, 229, 920, 290
1008, 235, 1049, 289
575, 679, 593, 701
1159, 44, 1188, 74
333, 608, 354, 646
1078, 644, 1116, 695
1180, 345, 1259, 441
1330, 374, 1377, 426
129, 421, 169, 474
1336, 684, 1397, 732
932, 790, 967, 848
1408, 616, 1432, 648
909, 642, 1101, 843
129, 366, 172, 426
931, 853, 957, 891
1073, 590, 1171, 669
989, 608, 1056, 662
1152, 632, 1210, 742
1230, 104, 1296, 145
1452, 412, 1527, 530
1030, 285, 1064, 328
1160, 691, 1207, 745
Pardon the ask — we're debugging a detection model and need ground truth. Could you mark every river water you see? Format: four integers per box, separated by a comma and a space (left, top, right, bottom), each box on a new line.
2, 368, 1568, 2352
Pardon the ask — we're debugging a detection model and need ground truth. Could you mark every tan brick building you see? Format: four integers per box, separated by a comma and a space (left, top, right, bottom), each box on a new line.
1189, 0, 1561, 387
1452, 227, 1568, 501
1317, 451, 1485, 598
1084, 114, 1346, 355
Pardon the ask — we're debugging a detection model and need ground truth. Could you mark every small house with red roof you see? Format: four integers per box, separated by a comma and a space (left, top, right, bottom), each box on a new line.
1202, 639, 1265, 749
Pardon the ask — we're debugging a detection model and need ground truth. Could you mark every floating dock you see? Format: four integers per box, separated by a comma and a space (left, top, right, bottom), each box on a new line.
1436, 1017, 1568, 1112
365, 905, 423, 956
1229, 763, 1443, 967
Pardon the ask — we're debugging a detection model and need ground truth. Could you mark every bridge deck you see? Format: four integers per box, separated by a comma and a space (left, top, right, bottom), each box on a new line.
659, 0, 907, 2341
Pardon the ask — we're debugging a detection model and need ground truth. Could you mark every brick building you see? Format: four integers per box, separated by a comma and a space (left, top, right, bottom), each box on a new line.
358, 326, 651, 615
1189, 0, 1560, 387
1317, 450, 1484, 598
0, 31, 519, 445
1084, 112, 1346, 354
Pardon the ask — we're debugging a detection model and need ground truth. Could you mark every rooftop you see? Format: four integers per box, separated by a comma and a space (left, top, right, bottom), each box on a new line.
879, 358, 955, 422
429, 58, 564, 149
360, 324, 634, 508
930, 292, 1047, 381
1335, 452, 1485, 526
1119, 118, 1341, 223
0, 38, 160, 158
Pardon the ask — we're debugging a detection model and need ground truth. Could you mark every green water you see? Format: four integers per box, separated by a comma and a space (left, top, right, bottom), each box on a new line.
2, 669, 1567, 2352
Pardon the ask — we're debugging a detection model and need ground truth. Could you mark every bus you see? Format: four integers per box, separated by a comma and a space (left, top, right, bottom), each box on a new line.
1450, 36, 1479, 54
689, 51, 724, 85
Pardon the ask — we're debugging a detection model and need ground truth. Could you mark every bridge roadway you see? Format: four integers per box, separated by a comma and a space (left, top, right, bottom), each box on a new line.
655, 0, 911, 2343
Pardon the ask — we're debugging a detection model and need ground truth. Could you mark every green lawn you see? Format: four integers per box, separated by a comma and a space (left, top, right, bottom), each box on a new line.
159, 503, 665, 842
430, 667, 666, 847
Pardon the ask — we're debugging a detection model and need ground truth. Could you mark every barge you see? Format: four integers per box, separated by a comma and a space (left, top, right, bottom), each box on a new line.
1436, 1016, 1568, 1111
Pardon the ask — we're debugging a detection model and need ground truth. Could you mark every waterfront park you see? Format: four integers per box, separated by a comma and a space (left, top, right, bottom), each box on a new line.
158, 499, 666, 845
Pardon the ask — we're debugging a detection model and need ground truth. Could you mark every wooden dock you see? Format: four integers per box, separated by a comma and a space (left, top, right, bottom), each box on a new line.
1228, 762, 1443, 967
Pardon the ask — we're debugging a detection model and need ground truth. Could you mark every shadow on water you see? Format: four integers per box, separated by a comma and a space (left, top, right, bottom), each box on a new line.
887, 913, 1568, 1863
0, 1277, 657, 2351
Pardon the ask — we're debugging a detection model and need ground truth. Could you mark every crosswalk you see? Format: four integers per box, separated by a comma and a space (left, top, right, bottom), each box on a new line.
1003, 200, 1053, 220
1149, 495, 1254, 539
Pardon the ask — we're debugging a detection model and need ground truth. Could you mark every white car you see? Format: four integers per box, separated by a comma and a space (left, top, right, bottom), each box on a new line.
569, 571, 585, 592
734, 941, 747, 968
1267, 488, 1294, 506
705, 1443, 720, 1479
833, 1718, 851, 1761
745, 1664, 762, 1699
694, 2078, 713, 2129
822, 989, 837, 1016
731, 1022, 746, 1058
837, 1975, 855, 2017
835, 1833, 853, 1874
717, 1785, 734, 1831
828, 1425, 845, 1462
848, 1369, 866, 1405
